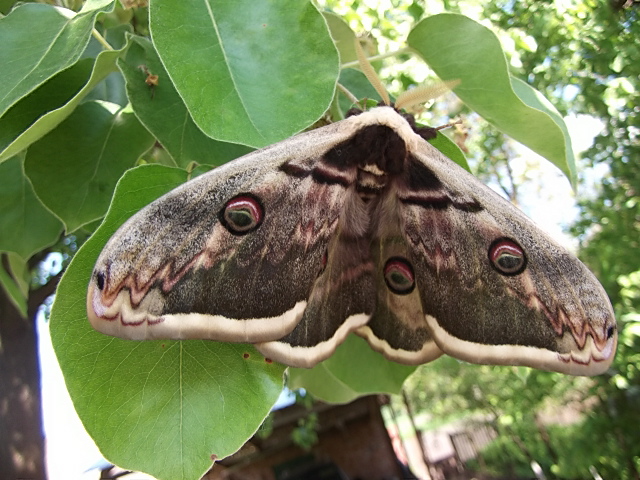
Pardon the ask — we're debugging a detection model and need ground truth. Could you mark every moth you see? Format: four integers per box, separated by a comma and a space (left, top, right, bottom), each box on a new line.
87, 105, 617, 376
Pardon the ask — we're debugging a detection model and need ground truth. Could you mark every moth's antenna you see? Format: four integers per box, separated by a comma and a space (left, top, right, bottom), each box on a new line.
355, 37, 391, 106
395, 79, 460, 111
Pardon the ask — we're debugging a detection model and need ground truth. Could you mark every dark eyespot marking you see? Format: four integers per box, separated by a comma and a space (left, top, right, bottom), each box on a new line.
489, 238, 527, 276
220, 194, 264, 235
96, 272, 105, 290
384, 257, 415, 295
243, 352, 250, 359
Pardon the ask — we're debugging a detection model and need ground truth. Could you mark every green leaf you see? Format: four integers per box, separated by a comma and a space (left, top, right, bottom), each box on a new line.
408, 13, 577, 186
510, 77, 577, 183
0, 43, 125, 162
0, 155, 63, 260
322, 335, 416, 394
82, 24, 132, 106
0, 0, 18, 15
428, 131, 470, 171
118, 36, 253, 168
50, 164, 285, 480
150, 0, 339, 147
0, 261, 27, 318
289, 335, 416, 404
324, 12, 358, 65
24, 101, 155, 232
288, 362, 359, 405
0, 59, 93, 162
0, 0, 115, 118
7, 252, 29, 298
337, 68, 385, 114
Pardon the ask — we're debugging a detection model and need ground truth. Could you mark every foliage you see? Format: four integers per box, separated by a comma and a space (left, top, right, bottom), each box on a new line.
489, 2, 640, 479
0, 0, 632, 479
383, 1, 640, 479
290, 391, 320, 450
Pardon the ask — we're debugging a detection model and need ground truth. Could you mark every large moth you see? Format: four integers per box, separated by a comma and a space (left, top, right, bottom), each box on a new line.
87, 105, 617, 376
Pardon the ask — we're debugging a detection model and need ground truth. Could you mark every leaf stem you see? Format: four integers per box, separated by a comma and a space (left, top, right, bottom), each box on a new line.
336, 82, 359, 105
341, 47, 412, 69
91, 28, 113, 51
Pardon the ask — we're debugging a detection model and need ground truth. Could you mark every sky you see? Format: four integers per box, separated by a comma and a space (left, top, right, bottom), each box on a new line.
37, 112, 606, 480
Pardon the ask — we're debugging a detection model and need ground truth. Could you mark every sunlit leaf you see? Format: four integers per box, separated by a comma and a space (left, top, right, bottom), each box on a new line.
24, 101, 154, 232
290, 335, 416, 403
118, 36, 253, 167
0, 45, 125, 162
0, 0, 115, 117
0, 155, 63, 259
408, 13, 577, 186
150, 0, 339, 147
50, 164, 285, 480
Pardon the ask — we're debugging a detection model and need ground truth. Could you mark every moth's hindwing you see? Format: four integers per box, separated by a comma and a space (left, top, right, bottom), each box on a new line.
88, 107, 617, 375
356, 203, 443, 365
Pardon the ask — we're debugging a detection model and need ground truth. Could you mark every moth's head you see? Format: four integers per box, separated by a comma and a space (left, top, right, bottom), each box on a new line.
351, 35, 459, 140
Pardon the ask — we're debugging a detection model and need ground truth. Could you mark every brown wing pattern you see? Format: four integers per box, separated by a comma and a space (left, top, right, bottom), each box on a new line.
399, 147, 617, 375
88, 106, 617, 375
88, 122, 363, 345
356, 233, 443, 365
